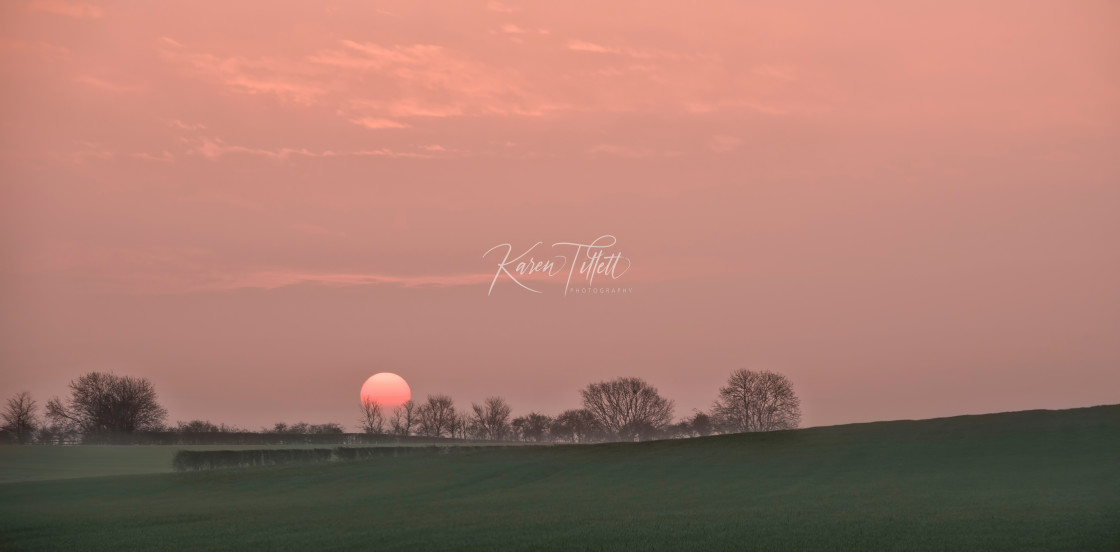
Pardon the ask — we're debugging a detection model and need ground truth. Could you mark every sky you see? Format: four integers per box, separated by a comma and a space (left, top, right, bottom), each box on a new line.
1, 0, 1117, 431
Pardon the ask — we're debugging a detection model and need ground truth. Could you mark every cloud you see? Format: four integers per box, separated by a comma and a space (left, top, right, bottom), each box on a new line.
63, 141, 115, 163
169, 119, 206, 131
566, 40, 612, 54
153, 33, 803, 153
160, 47, 327, 104
75, 75, 145, 93
186, 137, 433, 160
565, 40, 660, 60
25, 0, 104, 19
351, 117, 409, 129
485, 1, 516, 13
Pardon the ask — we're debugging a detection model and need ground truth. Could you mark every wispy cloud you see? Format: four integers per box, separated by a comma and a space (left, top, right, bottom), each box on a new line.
186, 137, 434, 160
75, 75, 145, 93
485, 1, 516, 13
168, 119, 206, 131
25, 0, 104, 19
566, 40, 657, 60
351, 117, 409, 130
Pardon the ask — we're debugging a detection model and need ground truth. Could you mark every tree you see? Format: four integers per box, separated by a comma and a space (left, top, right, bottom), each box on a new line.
711, 369, 800, 432
550, 409, 601, 443
359, 399, 384, 434
580, 377, 674, 440
176, 420, 222, 433
448, 411, 471, 440
416, 394, 456, 437
471, 397, 513, 441
2, 392, 38, 444
665, 412, 713, 439
511, 412, 552, 442
46, 372, 167, 434
689, 411, 713, 436
390, 400, 417, 436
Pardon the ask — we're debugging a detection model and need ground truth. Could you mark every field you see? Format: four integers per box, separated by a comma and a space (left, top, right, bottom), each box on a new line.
1, 405, 1118, 551
0, 441, 533, 484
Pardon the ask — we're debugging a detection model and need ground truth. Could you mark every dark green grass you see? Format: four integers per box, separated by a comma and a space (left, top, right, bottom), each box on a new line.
1, 405, 1118, 551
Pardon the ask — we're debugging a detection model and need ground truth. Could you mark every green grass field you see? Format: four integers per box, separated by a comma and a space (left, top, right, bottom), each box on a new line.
1, 405, 1117, 551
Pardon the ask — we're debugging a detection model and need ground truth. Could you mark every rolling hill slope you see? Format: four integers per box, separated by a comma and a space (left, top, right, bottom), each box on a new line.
1, 404, 1117, 551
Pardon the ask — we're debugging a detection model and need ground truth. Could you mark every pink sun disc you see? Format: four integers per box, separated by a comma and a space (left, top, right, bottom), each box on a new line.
359, 372, 411, 408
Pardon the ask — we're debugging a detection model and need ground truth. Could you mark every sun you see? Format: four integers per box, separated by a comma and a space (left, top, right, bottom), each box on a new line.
359, 372, 411, 408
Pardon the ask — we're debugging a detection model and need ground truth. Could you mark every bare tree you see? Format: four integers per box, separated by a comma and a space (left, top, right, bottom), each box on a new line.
689, 411, 713, 436
511, 412, 552, 442
390, 400, 417, 436
711, 369, 800, 432
416, 394, 456, 438
46, 372, 167, 434
471, 397, 513, 441
550, 409, 600, 443
2, 392, 38, 444
358, 399, 384, 434
448, 411, 471, 440
580, 377, 674, 440
176, 420, 222, 433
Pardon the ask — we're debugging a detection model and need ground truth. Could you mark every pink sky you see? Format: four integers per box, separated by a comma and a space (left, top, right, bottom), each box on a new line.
1, 1, 1118, 430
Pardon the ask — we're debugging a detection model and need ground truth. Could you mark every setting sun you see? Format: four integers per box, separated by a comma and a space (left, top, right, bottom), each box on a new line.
359, 373, 411, 408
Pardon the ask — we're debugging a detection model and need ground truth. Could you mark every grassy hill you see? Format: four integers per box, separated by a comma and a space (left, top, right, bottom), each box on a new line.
1, 405, 1117, 551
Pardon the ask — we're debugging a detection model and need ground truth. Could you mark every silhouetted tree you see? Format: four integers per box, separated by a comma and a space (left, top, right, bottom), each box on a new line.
46, 372, 167, 434
448, 411, 471, 440
512, 412, 552, 442
35, 421, 77, 445
416, 394, 456, 437
619, 420, 660, 442
2, 392, 38, 444
390, 400, 417, 436
176, 420, 221, 433
690, 411, 713, 436
359, 399, 384, 434
712, 369, 800, 432
580, 377, 674, 440
550, 408, 601, 442
264, 422, 342, 434
471, 397, 513, 441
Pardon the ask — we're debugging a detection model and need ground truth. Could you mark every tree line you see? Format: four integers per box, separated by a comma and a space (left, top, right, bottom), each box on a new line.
1, 369, 800, 444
